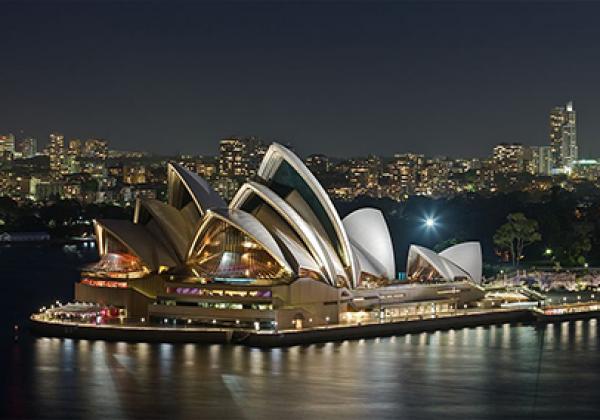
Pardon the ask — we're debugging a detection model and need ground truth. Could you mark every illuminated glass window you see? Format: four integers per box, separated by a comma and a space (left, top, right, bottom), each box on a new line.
87, 252, 148, 277
189, 219, 288, 280
407, 254, 444, 282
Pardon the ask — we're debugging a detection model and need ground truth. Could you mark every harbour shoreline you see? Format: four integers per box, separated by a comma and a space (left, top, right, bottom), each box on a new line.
29, 308, 597, 348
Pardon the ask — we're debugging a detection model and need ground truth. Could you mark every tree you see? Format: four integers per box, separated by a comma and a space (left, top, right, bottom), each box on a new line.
557, 222, 593, 265
434, 237, 463, 253
493, 213, 541, 267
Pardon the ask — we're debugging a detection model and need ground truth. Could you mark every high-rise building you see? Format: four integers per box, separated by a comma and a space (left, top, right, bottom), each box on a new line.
123, 165, 147, 185
218, 136, 268, 179
16, 137, 37, 158
195, 158, 218, 179
64, 139, 83, 174
218, 137, 248, 178
217, 137, 251, 200
83, 139, 108, 160
48, 133, 65, 174
0, 134, 16, 158
416, 157, 452, 196
492, 143, 531, 174
68, 139, 82, 157
347, 156, 382, 198
389, 153, 423, 196
550, 101, 577, 170
531, 146, 552, 176
246, 136, 268, 177
305, 154, 331, 176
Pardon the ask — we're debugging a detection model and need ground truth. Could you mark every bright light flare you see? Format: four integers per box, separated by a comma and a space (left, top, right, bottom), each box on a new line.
424, 217, 436, 228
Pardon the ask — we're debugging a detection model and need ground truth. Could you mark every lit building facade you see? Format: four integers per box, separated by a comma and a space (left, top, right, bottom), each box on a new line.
550, 101, 577, 171
389, 153, 423, 198
48, 133, 66, 175
16, 137, 37, 158
76, 143, 484, 328
531, 145, 552, 176
493, 143, 532, 174
0, 133, 16, 158
83, 139, 109, 160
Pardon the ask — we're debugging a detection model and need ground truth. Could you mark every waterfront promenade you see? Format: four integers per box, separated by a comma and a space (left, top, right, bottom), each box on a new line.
29, 304, 600, 347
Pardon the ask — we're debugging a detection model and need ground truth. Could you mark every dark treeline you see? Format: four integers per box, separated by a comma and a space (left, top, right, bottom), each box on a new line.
336, 185, 600, 271
0, 197, 132, 238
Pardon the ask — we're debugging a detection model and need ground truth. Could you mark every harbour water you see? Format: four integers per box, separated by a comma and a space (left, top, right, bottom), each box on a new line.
2, 245, 600, 419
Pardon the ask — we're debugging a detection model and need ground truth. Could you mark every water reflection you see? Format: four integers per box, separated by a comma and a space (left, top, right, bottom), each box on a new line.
3, 321, 600, 419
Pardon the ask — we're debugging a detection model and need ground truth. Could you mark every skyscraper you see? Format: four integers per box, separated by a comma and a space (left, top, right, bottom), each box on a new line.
531, 146, 552, 176
218, 137, 248, 178
389, 153, 423, 196
217, 137, 249, 200
492, 143, 531, 174
83, 139, 108, 159
48, 133, 65, 174
550, 101, 577, 170
16, 137, 37, 158
0, 133, 16, 158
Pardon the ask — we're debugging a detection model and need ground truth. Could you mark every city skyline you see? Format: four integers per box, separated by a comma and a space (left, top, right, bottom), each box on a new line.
3, 1, 600, 157
5, 3, 600, 419
0, 99, 586, 162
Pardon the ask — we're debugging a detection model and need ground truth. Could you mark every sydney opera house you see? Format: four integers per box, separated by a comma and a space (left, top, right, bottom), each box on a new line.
76, 143, 484, 329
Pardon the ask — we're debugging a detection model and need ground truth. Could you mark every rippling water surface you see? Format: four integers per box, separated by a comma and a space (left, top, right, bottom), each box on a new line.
2, 246, 600, 419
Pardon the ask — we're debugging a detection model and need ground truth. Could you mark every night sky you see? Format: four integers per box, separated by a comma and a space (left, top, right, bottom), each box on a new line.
2, 0, 600, 157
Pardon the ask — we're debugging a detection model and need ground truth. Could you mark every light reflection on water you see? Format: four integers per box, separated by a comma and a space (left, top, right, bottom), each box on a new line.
3, 323, 600, 419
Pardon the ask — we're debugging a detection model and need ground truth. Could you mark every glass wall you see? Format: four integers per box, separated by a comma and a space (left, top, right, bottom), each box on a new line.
188, 219, 288, 281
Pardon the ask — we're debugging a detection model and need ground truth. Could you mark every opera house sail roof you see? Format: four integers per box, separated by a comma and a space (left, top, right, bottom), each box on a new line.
406, 242, 482, 283
90, 142, 481, 291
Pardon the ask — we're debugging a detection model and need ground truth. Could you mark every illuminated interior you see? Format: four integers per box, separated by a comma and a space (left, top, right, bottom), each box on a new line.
85, 252, 149, 278
407, 253, 444, 282
188, 219, 289, 281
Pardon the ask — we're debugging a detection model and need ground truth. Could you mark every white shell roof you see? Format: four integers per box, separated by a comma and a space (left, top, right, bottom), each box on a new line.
167, 163, 225, 214
270, 228, 322, 275
343, 208, 395, 280
257, 142, 358, 287
95, 219, 178, 270
350, 243, 388, 279
439, 242, 482, 284
407, 244, 471, 282
137, 199, 195, 262
230, 181, 344, 286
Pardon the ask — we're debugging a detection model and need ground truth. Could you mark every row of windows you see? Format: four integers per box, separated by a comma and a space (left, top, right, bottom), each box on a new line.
158, 300, 273, 311
166, 286, 272, 298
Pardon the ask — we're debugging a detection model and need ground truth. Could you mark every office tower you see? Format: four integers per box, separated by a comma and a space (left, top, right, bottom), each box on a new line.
492, 143, 531, 174
531, 146, 552, 176
16, 137, 37, 158
550, 101, 577, 170
83, 139, 108, 159
305, 154, 330, 175
245, 136, 268, 177
123, 165, 147, 184
389, 153, 423, 196
417, 157, 452, 196
219, 137, 248, 178
217, 137, 250, 200
48, 133, 65, 174
0, 133, 16, 157
68, 139, 82, 157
